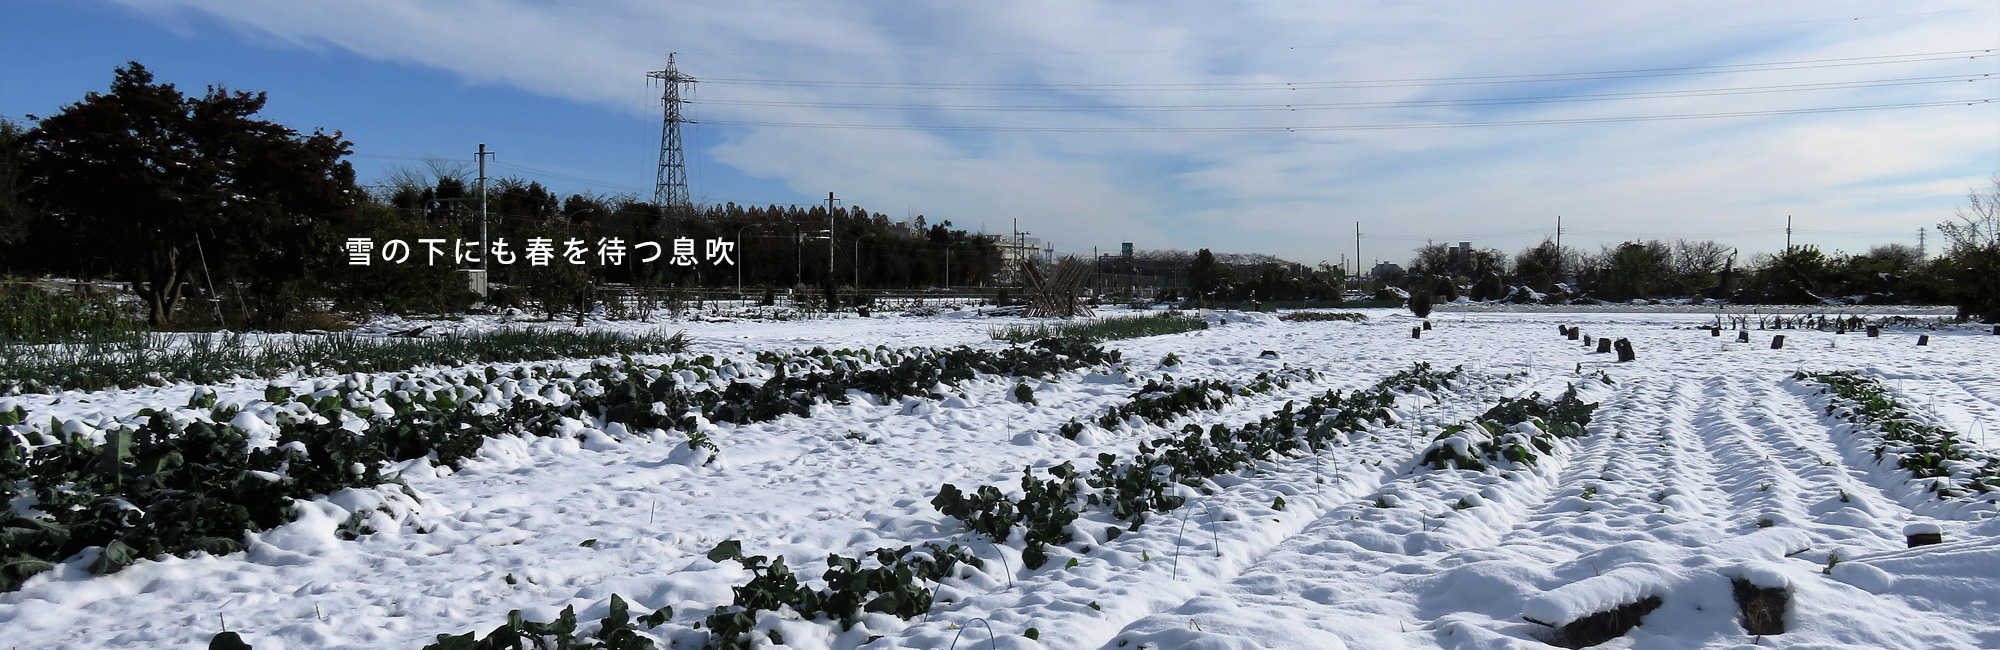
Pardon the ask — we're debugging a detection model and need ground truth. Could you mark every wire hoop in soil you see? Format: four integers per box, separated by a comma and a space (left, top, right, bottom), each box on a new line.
977, 541, 1014, 587
1172, 498, 1223, 580
945, 617, 999, 650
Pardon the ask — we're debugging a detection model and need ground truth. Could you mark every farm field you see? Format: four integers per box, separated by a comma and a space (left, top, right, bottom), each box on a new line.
3, 308, 1998, 649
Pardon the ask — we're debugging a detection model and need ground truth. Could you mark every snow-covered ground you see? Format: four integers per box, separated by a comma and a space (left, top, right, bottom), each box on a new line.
4, 308, 1998, 649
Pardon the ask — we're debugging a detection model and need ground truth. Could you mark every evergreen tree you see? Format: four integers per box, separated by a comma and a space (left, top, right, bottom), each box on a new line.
0, 119, 30, 249
21, 62, 355, 325
1188, 248, 1231, 305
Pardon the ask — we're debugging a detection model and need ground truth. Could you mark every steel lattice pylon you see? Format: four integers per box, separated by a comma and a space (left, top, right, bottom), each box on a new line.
646, 54, 696, 210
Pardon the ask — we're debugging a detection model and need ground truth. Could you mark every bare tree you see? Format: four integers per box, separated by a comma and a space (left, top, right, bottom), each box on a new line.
1941, 174, 2000, 253
1937, 174, 2000, 321
1670, 239, 1731, 276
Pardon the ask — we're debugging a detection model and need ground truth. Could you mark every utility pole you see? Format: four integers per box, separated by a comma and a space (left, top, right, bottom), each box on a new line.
825, 192, 839, 282
1918, 227, 1927, 260
477, 143, 494, 273
1786, 214, 1793, 251
646, 54, 697, 211
1555, 215, 1562, 252
1354, 222, 1362, 281
1014, 221, 1033, 289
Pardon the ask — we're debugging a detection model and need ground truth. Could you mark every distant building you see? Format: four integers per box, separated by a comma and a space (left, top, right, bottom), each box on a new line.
1448, 241, 1472, 265
993, 234, 1054, 283
1371, 261, 1405, 279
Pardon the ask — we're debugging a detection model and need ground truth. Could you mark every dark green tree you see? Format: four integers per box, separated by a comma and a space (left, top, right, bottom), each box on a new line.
1833, 244, 1922, 300
1471, 272, 1505, 301
1188, 248, 1232, 305
1511, 238, 1574, 293
1590, 241, 1670, 302
0, 119, 30, 249
1433, 275, 1460, 302
1742, 245, 1830, 304
1409, 291, 1433, 318
21, 62, 355, 325
321, 199, 479, 316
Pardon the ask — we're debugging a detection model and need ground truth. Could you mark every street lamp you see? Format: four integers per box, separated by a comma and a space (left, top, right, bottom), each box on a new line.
944, 241, 965, 290
735, 223, 761, 296
794, 225, 831, 286
853, 233, 877, 289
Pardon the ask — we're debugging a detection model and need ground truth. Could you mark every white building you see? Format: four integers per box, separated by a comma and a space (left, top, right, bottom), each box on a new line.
993, 234, 1054, 283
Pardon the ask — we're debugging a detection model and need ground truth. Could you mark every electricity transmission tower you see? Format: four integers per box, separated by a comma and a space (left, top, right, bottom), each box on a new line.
647, 54, 697, 210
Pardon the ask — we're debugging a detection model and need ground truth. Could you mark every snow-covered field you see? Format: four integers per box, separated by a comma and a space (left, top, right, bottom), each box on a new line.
4, 308, 1998, 649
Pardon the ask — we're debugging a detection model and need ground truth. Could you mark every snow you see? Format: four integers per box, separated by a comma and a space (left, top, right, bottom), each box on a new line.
1521, 563, 1678, 627
1726, 562, 1791, 590
2, 307, 1998, 649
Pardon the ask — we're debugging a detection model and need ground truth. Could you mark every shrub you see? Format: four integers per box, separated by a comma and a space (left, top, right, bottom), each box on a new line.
1435, 277, 1460, 301
1409, 292, 1434, 318
0, 283, 142, 344
1278, 311, 1367, 323
0, 329, 689, 392
1472, 273, 1505, 301
990, 312, 1206, 343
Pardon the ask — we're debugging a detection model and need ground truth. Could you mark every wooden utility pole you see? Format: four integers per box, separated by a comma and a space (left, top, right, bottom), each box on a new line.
477, 143, 494, 273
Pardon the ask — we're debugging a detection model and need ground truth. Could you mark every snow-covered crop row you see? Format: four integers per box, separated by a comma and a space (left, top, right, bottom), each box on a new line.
0, 339, 1122, 594
1794, 371, 2000, 517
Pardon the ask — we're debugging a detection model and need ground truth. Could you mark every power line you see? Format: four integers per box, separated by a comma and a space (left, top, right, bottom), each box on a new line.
490, 161, 652, 193
1566, 228, 1789, 238
350, 152, 653, 194
677, 9, 1994, 58
699, 98, 1995, 133
701, 49, 1996, 91
694, 74, 1995, 113
1365, 226, 1557, 242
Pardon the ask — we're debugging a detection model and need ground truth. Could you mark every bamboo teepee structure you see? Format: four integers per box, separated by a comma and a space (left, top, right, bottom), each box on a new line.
1021, 256, 1094, 318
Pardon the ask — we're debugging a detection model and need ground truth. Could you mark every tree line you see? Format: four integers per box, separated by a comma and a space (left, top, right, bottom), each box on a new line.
1379, 202, 1997, 321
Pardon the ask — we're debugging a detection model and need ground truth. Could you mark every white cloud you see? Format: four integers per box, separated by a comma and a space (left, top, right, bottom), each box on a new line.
106, 0, 2000, 261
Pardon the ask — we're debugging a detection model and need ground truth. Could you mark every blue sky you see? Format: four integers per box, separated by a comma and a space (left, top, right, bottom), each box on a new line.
2, 0, 790, 206
6, 0, 1997, 267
